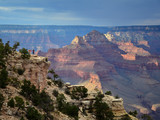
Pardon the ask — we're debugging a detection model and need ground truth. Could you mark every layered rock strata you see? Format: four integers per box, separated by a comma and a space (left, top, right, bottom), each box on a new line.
38, 30, 160, 118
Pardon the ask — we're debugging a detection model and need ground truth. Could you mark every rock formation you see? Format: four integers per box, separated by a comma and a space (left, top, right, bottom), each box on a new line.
7, 52, 50, 90
38, 30, 160, 119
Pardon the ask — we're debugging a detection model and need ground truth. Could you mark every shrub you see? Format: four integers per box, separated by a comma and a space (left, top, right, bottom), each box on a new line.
10, 78, 21, 88
54, 79, 64, 88
15, 96, 25, 111
26, 107, 43, 120
115, 95, 119, 99
94, 92, 114, 120
48, 69, 59, 81
8, 98, 15, 108
0, 93, 4, 111
38, 90, 54, 112
0, 39, 19, 88
20, 79, 37, 99
105, 91, 112, 95
17, 68, 25, 75
128, 110, 137, 117
47, 81, 52, 86
56, 94, 66, 111
70, 86, 88, 100
97, 92, 104, 99
48, 69, 64, 88
62, 103, 79, 120
19, 48, 30, 59
65, 88, 70, 95
52, 90, 59, 97
0, 69, 9, 88
12, 42, 20, 52
56, 93, 79, 120
45, 58, 48, 62
20, 80, 54, 113
26, 101, 29, 105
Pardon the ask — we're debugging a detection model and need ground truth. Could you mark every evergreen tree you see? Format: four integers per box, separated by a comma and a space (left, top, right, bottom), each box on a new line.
26, 107, 43, 120
19, 48, 30, 59
0, 39, 19, 88
94, 92, 114, 120
8, 98, 15, 108
15, 96, 25, 112
0, 93, 4, 111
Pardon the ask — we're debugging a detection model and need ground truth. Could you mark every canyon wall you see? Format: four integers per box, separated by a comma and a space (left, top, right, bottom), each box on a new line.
38, 30, 160, 119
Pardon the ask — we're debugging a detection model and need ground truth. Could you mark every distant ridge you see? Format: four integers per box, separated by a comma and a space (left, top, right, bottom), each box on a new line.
0, 25, 160, 51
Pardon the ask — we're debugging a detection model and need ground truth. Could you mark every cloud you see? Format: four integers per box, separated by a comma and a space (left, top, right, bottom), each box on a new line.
0, 6, 44, 12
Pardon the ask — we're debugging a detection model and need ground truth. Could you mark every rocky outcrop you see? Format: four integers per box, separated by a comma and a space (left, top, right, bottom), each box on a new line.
64, 84, 137, 120
151, 104, 160, 112
7, 52, 50, 90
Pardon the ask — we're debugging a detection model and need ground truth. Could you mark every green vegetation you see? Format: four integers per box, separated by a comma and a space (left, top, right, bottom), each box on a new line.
0, 69, 9, 88
8, 98, 15, 108
48, 69, 64, 88
56, 93, 66, 111
115, 95, 119, 99
62, 103, 79, 120
17, 68, 25, 75
0, 39, 19, 88
47, 81, 52, 86
70, 86, 88, 100
105, 91, 112, 95
12, 42, 20, 52
20, 80, 54, 113
128, 110, 137, 117
15, 96, 25, 112
0, 93, 4, 111
10, 77, 21, 88
56, 93, 79, 120
54, 79, 64, 88
93, 92, 114, 120
65, 88, 70, 95
52, 89, 59, 97
48, 69, 59, 81
19, 48, 30, 59
26, 106, 43, 120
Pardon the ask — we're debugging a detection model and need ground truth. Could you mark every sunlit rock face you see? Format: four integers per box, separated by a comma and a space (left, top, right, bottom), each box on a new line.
39, 29, 160, 118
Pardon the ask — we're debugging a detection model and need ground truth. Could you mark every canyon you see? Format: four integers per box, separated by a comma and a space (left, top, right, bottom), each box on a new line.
38, 28, 160, 119
1, 25, 160, 119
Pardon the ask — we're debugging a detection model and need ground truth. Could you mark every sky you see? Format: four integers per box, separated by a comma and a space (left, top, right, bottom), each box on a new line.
0, 0, 160, 26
